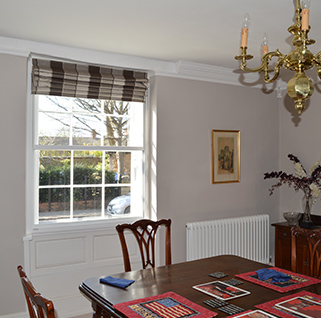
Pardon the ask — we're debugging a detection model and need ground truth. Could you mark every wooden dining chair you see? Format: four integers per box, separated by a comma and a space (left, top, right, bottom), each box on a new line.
17, 265, 56, 318
291, 226, 321, 277
116, 218, 172, 272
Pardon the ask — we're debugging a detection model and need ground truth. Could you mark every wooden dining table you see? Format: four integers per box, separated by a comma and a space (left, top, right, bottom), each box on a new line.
79, 255, 321, 318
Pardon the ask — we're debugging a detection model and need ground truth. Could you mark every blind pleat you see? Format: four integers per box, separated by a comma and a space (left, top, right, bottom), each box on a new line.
31, 59, 149, 102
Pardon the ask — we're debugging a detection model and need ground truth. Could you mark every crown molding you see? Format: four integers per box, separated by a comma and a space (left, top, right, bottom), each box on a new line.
176, 60, 261, 86
0, 35, 282, 90
0, 36, 176, 74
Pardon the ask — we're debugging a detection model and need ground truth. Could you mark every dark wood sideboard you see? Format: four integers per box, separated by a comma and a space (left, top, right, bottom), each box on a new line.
272, 214, 321, 275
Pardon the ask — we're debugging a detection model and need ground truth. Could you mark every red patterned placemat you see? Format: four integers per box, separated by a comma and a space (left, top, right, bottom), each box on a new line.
235, 267, 321, 293
255, 291, 321, 318
113, 291, 217, 318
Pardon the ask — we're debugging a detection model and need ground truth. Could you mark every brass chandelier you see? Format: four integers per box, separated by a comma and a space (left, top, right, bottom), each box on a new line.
235, 0, 321, 115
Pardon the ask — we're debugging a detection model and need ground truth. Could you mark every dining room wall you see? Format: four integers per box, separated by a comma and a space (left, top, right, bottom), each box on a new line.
152, 75, 281, 264
0, 53, 28, 315
0, 50, 281, 317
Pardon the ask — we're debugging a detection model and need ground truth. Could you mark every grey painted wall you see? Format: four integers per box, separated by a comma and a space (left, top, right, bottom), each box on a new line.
152, 76, 280, 264
0, 54, 27, 315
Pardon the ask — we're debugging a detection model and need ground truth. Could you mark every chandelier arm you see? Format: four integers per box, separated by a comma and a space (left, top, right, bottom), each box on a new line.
239, 50, 285, 83
264, 54, 286, 83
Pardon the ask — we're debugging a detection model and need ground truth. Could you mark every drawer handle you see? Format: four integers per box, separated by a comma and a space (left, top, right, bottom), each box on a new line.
283, 232, 287, 237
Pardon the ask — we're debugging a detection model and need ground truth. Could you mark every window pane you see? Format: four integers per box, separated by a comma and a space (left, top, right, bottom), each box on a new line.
72, 114, 102, 146
103, 115, 129, 146
103, 101, 143, 147
39, 151, 71, 186
105, 186, 131, 216
38, 96, 72, 112
73, 187, 102, 219
38, 112, 71, 145
106, 152, 131, 184
39, 188, 70, 222
74, 151, 102, 185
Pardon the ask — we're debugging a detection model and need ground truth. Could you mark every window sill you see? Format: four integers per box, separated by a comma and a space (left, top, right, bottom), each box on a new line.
29, 216, 140, 237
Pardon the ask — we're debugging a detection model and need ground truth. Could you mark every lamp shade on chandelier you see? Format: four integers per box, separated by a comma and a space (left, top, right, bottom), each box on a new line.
235, 0, 321, 115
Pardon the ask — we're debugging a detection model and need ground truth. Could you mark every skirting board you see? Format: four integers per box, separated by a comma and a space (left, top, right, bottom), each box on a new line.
0, 313, 27, 318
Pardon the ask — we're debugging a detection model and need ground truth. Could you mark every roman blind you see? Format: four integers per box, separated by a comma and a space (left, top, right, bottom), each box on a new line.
31, 58, 149, 102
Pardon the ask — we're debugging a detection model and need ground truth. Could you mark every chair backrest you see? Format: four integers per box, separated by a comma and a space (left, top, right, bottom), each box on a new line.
291, 226, 321, 277
116, 218, 172, 272
17, 265, 56, 318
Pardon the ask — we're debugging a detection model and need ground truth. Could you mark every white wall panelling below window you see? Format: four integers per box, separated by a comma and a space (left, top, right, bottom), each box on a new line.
23, 218, 141, 318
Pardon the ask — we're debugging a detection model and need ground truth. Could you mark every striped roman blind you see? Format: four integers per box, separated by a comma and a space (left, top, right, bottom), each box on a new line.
31, 59, 149, 102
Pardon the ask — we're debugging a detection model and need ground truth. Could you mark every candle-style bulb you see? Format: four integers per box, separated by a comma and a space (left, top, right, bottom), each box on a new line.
241, 14, 250, 47
261, 33, 269, 55
242, 13, 250, 29
301, 0, 311, 9
262, 33, 269, 46
301, 0, 310, 30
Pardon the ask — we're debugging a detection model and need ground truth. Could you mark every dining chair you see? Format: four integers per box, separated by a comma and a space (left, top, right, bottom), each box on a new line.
116, 218, 172, 272
291, 226, 321, 277
17, 265, 56, 318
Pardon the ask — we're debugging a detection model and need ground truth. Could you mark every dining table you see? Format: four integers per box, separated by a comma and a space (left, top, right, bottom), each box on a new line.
79, 254, 321, 318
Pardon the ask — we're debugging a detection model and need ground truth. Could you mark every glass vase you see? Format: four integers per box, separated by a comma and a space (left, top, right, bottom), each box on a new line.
301, 194, 313, 228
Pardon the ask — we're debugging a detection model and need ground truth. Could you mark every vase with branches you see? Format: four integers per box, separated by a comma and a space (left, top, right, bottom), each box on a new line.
264, 154, 321, 228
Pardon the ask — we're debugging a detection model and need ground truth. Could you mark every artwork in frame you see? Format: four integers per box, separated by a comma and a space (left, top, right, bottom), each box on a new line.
212, 130, 240, 184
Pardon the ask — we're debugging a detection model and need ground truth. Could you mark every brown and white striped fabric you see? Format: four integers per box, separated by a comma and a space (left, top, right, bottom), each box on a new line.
31, 59, 149, 102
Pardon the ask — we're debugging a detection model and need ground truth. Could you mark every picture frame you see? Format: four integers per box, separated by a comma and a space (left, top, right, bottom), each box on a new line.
212, 130, 240, 184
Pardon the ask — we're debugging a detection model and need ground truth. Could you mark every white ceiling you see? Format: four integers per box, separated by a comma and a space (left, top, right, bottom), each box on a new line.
2, 0, 321, 72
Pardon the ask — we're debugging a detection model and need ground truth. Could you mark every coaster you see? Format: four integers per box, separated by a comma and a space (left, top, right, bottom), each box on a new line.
218, 304, 245, 315
209, 272, 228, 279
203, 298, 228, 308
224, 278, 243, 286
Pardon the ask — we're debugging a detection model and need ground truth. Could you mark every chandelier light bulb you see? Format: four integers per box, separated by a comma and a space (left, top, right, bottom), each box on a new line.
301, 0, 311, 10
301, 0, 310, 30
262, 33, 269, 46
242, 13, 250, 29
261, 33, 269, 55
241, 14, 250, 47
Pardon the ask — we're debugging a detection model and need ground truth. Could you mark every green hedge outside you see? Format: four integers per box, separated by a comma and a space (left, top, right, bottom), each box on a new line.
39, 164, 119, 203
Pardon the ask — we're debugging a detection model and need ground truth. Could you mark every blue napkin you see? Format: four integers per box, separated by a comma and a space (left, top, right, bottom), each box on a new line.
256, 268, 291, 283
99, 276, 135, 288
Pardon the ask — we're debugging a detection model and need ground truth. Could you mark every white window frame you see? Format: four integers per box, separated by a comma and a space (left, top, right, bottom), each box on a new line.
26, 57, 152, 235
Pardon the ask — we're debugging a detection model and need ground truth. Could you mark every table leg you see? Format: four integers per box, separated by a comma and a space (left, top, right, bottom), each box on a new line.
92, 302, 110, 318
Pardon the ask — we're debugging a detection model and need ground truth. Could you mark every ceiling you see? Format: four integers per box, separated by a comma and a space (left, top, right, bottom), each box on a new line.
2, 0, 321, 72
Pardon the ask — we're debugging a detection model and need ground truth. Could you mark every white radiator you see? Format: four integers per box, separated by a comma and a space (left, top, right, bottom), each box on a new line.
186, 214, 270, 263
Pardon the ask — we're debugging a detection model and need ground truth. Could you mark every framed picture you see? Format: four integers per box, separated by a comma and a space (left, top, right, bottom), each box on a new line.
212, 130, 240, 184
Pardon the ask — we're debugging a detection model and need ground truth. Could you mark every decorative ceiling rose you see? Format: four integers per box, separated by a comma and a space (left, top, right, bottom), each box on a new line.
235, 0, 321, 115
